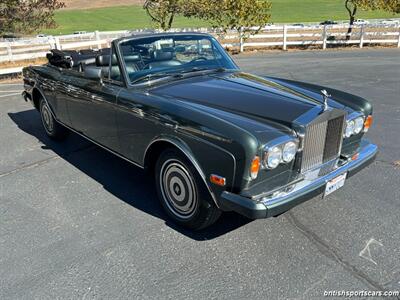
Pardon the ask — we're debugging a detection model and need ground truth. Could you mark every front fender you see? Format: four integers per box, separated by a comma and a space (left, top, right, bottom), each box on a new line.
144, 134, 236, 210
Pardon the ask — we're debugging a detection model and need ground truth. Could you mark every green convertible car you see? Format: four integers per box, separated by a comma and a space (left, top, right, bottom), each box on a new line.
22, 33, 378, 229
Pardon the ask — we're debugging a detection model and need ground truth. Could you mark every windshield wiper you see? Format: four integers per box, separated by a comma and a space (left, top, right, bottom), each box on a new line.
131, 72, 181, 84
131, 67, 228, 84
178, 67, 227, 76
179, 67, 207, 74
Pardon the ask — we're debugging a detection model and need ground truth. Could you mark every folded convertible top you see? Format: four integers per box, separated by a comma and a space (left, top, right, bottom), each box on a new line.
46, 48, 111, 69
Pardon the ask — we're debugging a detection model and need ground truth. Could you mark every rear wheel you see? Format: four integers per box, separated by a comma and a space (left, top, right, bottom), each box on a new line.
40, 98, 68, 140
155, 149, 221, 230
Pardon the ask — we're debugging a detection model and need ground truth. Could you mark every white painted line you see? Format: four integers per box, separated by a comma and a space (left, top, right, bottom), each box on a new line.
0, 83, 23, 86
0, 92, 21, 98
0, 90, 21, 93
0, 67, 23, 75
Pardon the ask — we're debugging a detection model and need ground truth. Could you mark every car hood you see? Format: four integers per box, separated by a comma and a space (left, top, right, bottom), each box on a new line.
150, 71, 346, 126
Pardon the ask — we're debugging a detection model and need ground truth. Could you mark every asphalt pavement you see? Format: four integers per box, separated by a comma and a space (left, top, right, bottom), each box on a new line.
0, 48, 399, 299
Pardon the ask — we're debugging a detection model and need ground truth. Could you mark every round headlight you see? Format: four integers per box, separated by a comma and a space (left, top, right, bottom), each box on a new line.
282, 141, 297, 163
265, 146, 282, 169
354, 117, 364, 134
345, 120, 355, 138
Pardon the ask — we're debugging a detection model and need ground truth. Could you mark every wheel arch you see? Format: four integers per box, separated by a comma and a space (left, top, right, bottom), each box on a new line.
143, 137, 220, 208
31, 87, 43, 111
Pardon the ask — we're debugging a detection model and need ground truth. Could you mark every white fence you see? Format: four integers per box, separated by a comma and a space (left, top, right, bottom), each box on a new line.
1, 23, 399, 66
221, 23, 400, 51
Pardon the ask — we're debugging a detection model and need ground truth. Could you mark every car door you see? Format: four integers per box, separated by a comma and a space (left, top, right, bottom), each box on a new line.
65, 67, 121, 152
36, 66, 72, 126
115, 88, 162, 164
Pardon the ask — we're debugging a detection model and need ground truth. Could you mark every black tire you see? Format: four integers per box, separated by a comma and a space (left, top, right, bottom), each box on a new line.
39, 98, 68, 140
155, 149, 221, 230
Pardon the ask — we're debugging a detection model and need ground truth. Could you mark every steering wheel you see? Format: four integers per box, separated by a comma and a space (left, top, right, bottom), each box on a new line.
190, 57, 208, 63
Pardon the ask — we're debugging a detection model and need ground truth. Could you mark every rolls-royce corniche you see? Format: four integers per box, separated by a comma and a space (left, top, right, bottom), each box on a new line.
22, 33, 378, 230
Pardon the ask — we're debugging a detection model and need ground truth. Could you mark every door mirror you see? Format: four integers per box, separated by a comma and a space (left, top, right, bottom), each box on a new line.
84, 66, 103, 84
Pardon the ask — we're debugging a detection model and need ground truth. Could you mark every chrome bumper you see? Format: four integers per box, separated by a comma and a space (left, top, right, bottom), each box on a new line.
218, 140, 378, 219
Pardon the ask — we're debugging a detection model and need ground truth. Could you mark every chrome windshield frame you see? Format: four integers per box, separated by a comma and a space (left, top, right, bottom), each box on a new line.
113, 32, 239, 88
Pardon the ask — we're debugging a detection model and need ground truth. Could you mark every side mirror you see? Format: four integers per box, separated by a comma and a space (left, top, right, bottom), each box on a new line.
84, 66, 103, 84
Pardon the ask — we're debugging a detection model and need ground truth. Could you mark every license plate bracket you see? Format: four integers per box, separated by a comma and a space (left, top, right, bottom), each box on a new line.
324, 173, 347, 197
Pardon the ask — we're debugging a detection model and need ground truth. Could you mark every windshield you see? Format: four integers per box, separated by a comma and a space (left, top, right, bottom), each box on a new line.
118, 34, 238, 84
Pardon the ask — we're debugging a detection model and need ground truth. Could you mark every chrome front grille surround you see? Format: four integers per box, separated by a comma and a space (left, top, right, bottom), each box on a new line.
300, 110, 346, 173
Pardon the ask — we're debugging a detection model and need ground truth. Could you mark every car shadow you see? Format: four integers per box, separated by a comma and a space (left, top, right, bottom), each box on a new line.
8, 109, 252, 240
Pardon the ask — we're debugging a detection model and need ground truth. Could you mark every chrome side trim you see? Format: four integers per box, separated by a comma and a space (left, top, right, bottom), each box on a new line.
260, 141, 377, 206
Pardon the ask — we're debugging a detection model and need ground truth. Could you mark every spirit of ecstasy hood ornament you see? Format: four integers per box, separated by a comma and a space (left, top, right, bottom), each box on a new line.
321, 89, 331, 112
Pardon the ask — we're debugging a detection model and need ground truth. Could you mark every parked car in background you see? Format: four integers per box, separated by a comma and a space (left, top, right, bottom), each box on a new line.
1, 33, 20, 39
292, 23, 305, 28
353, 19, 369, 25
22, 33, 377, 230
378, 19, 400, 25
320, 20, 338, 25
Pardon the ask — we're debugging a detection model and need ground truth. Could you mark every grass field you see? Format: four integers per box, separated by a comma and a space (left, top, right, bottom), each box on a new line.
43, 0, 400, 35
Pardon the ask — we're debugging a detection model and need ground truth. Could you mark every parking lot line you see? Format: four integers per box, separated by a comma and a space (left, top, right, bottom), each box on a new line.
0, 93, 21, 98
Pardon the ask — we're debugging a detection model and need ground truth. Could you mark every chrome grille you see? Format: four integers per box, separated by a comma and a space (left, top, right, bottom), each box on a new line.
300, 113, 345, 172
323, 116, 345, 162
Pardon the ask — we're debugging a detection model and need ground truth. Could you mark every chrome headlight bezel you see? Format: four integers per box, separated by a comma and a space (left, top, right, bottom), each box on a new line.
353, 116, 364, 134
262, 137, 299, 170
344, 112, 365, 138
282, 141, 298, 163
265, 146, 282, 169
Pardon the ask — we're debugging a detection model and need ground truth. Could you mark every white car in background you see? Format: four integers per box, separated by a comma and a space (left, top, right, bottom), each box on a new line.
378, 19, 400, 25
353, 19, 369, 25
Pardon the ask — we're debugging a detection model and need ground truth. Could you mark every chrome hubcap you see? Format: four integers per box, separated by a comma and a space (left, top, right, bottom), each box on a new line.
41, 103, 54, 133
160, 160, 197, 219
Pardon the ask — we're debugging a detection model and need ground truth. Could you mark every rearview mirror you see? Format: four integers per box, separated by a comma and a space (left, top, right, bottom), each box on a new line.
84, 66, 103, 84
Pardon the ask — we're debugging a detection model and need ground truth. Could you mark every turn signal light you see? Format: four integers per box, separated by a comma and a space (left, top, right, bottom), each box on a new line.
210, 174, 226, 186
364, 115, 373, 132
250, 156, 261, 180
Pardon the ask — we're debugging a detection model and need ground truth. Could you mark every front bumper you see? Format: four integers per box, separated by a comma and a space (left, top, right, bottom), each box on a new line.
217, 140, 378, 219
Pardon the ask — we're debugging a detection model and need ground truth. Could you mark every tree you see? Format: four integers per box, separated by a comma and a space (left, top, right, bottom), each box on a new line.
184, 0, 272, 51
143, 0, 182, 31
344, 0, 400, 39
0, 0, 65, 35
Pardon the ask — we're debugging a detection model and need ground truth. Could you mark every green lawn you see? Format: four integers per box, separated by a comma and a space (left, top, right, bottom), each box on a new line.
43, 0, 400, 35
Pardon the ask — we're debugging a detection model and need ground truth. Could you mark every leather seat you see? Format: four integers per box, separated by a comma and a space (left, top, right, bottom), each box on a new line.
95, 55, 112, 78
148, 50, 182, 69
96, 55, 126, 79
95, 54, 137, 81
77, 57, 96, 72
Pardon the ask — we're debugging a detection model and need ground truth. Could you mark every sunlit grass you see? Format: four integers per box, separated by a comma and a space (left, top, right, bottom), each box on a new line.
42, 1, 400, 35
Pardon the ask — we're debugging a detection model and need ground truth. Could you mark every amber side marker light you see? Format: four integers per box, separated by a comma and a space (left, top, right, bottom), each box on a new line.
352, 153, 359, 161
250, 156, 261, 180
210, 174, 226, 186
364, 115, 373, 132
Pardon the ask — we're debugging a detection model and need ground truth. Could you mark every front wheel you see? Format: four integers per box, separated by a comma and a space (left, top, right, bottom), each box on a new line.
40, 98, 68, 140
155, 149, 221, 230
